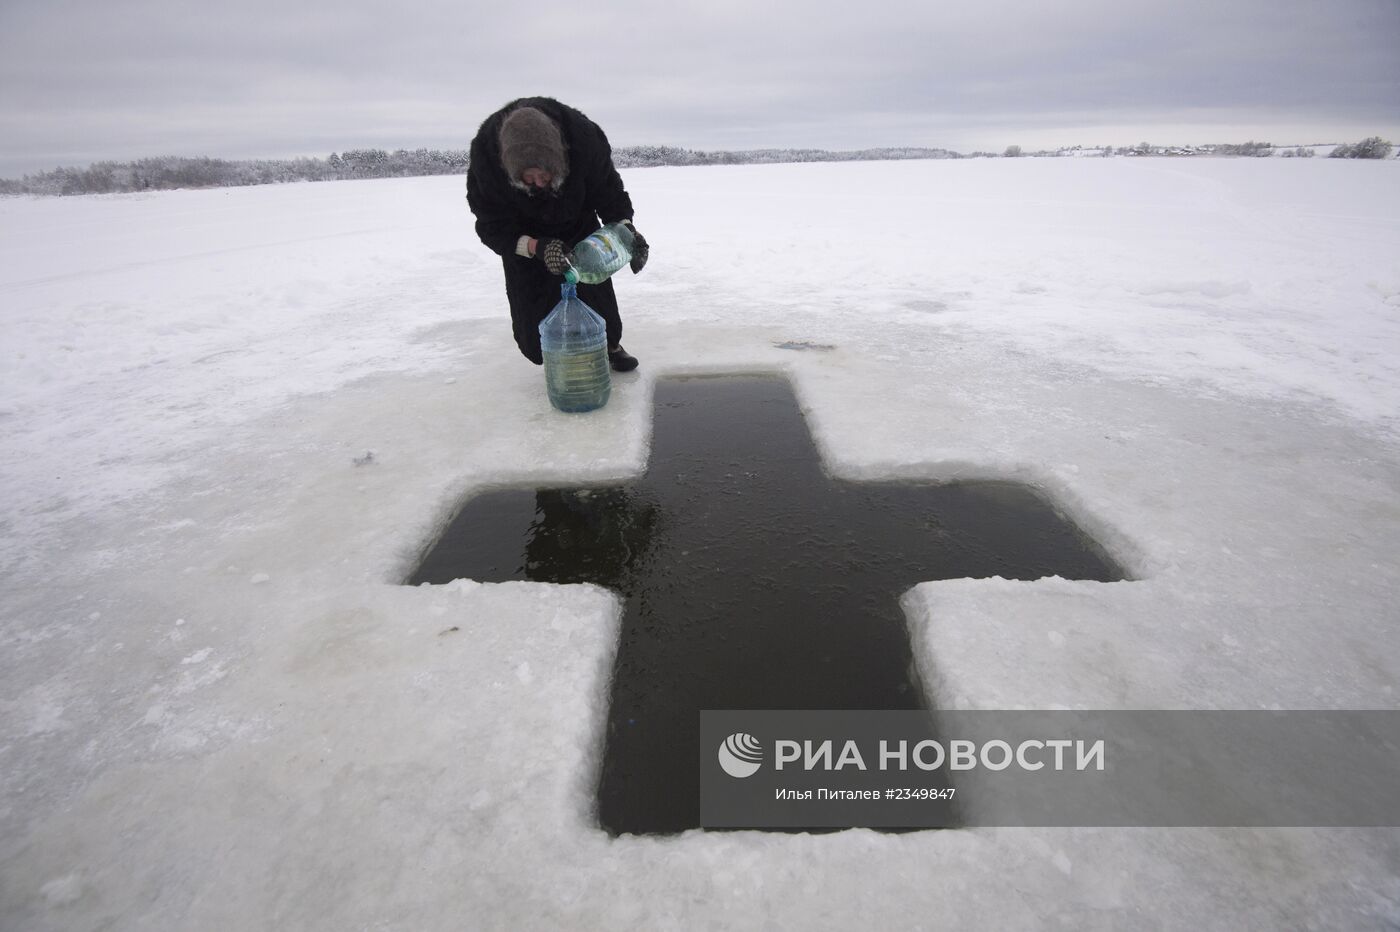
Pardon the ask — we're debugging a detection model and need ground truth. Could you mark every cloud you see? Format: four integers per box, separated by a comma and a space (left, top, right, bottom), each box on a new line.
1, 0, 1397, 175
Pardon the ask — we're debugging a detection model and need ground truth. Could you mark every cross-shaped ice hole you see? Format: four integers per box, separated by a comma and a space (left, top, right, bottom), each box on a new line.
407, 375, 1126, 835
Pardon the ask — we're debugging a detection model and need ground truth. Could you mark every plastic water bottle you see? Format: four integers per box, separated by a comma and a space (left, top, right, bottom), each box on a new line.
539, 282, 611, 413
563, 222, 635, 285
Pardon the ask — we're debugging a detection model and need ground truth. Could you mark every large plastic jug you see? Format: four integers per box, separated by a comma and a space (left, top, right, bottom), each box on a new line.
563, 222, 635, 285
539, 282, 611, 413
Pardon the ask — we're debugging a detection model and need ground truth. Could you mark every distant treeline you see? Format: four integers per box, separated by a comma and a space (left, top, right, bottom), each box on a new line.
1328, 137, 1395, 159
1, 138, 1393, 196
0, 149, 470, 197
1201, 137, 1393, 159
0, 146, 959, 196
614, 144, 961, 167
1005, 137, 1395, 159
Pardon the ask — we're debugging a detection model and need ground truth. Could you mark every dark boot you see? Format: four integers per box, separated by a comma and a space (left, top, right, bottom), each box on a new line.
608, 345, 639, 372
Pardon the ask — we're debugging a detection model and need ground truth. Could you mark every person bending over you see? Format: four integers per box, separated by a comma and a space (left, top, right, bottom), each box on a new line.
466, 97, 650, 371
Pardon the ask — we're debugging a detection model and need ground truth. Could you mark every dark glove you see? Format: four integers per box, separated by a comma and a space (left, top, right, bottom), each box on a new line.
538, 238, 570, 276
626, 224, 649, 274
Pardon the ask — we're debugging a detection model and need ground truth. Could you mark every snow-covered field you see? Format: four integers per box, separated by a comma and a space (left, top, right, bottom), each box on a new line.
2, 158, 1399, 929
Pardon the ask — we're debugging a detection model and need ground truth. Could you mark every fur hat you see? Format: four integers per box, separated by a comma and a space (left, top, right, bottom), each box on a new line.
498, 106, 568, 188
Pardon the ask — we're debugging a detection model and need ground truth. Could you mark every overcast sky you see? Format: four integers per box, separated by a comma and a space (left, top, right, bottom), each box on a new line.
1, 0, 1397, 177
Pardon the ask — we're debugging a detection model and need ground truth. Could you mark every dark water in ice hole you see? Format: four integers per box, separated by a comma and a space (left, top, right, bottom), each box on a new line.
406, 375, 1126, 835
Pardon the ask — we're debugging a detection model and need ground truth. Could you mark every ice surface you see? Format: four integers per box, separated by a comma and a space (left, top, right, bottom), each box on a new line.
2, 159, 1399, 929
